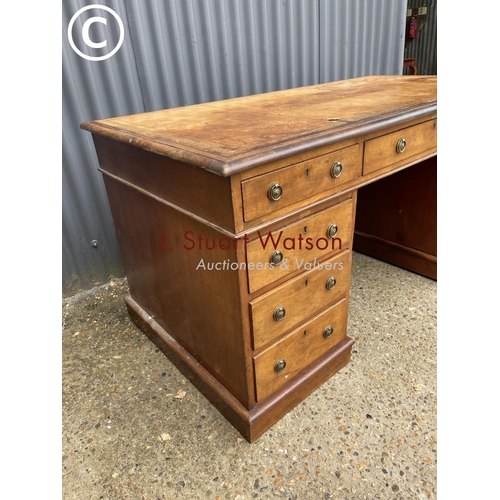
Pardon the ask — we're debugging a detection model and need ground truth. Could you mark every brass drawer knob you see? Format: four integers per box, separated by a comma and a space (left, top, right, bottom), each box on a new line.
274, 358, 287, 372
270, 250, 283, 265
323, 325, 333, 338
268, 183, 283, 201
273, 306, 286, 322
326, 224, 338, 238
326, 276, 337, 290
330, 162, 343, 178
396, 138, 406, 154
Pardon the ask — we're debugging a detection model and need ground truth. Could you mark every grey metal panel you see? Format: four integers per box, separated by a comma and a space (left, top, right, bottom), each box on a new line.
404, 0, 437, 75
319, 0, 406, 81
62, 0, 145, 295
126, 0, 320, 111
62, 0, 406, 295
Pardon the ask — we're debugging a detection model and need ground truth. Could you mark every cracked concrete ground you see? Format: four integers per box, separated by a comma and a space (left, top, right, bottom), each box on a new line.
62, 252, 437, 500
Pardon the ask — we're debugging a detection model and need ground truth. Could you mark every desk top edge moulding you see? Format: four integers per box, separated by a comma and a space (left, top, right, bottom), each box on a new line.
81, 75, 437, 442
81, 75, 437, 177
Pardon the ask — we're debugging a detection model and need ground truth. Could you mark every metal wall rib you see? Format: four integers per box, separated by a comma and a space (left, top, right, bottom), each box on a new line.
62, 0, 406, 295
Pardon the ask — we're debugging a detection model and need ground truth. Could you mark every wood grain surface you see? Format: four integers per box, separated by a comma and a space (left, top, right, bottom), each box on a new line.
253, 297, 348, 401
250, 250, 352, 350
81, 76, 437, 176
246, 198, 354, 292
242, 144, 360, 222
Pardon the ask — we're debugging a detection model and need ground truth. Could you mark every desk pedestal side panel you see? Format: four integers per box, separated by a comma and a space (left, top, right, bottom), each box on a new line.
353, 156, 437, 279
101, 174, 253, 407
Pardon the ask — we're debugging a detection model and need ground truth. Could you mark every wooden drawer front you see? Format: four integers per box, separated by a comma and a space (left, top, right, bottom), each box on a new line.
250, 250, 352, 350
246, 198, 354, 293
363, 119, 437, 176
242, 145, 360, 222
254, 297, 348, 401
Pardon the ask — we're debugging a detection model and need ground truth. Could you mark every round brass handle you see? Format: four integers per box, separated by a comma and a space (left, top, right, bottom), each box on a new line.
326, 224, 338, 239
323, 325, 333, 338
396, 138, 406, 154
270, 250, 283, 265
330, 162, 343, 178
268, 183, 283, 201
273, 306, 286, 322
326, 276, 337, 290
274, 359, 287, 373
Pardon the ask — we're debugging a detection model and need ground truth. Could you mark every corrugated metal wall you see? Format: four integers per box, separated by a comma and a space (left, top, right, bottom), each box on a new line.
404, 0, 437, 75
320, 0, 406, 81
62, 0, 407, 296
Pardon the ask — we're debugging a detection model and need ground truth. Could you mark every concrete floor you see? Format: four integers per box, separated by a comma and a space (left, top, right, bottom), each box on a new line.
62, 252, 437, 500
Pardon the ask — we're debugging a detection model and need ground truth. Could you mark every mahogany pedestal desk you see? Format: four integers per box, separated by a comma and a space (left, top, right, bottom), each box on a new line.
82, 75, 437, 442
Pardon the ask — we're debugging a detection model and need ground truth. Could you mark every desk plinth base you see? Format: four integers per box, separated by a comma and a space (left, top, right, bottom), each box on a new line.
125, 295, 354, 443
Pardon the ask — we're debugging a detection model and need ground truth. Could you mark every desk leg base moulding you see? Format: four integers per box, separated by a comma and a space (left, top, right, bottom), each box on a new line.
126, 295, 354, 442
